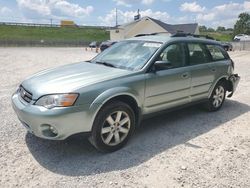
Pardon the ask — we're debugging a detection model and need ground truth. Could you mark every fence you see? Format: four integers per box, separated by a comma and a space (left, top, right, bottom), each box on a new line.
231, 41, 250, 51
0, 22, 113, 29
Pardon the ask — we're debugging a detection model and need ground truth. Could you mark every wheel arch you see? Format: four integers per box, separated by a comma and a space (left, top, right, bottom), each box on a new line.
208, 75, 232, 98
89, 88, 142, 128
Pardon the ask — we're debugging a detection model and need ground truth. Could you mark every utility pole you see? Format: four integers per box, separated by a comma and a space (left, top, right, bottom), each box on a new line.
115, 8, 118, 27
50, 18, 52, 27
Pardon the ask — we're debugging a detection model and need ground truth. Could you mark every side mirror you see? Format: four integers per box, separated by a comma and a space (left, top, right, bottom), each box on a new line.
153, 60, 172, 71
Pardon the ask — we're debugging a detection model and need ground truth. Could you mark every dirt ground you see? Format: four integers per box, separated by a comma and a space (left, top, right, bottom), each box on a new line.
0, 48, 249, 188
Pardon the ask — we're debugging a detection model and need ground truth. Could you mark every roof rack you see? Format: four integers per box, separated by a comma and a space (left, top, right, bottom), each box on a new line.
134, 32, 170, 37
171, 33, 215, 40
134, 32, 215, 40
134, 33, 151, 37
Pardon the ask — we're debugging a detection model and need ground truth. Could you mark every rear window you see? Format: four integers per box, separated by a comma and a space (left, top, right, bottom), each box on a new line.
206, 45, 226, 61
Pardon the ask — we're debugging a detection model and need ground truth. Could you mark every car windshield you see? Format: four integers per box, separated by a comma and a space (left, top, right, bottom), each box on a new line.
91, 40, 162, 70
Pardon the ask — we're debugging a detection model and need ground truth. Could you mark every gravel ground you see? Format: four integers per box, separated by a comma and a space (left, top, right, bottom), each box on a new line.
0, 48, 249, 188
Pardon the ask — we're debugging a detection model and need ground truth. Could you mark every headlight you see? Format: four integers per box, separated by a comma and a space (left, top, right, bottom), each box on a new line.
35, 93, 79, 109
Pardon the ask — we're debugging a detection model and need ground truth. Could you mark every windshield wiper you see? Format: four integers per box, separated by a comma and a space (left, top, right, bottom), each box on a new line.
95, 61, 116, 68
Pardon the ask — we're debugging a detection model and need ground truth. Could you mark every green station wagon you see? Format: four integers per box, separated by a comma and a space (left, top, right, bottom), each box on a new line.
12, 34, 240, 152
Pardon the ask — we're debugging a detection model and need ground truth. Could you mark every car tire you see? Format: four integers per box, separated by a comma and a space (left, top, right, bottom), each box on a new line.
90, 101, 135, 152
205, 81, 226, 112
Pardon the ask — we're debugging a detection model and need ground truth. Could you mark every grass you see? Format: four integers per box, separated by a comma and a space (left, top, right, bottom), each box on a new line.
0, 25, 109, 42
200, 32, 233, 42
0, 25, 233, 44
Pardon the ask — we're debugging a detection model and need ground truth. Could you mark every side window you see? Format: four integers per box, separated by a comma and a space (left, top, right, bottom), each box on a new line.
157, 43, 185, 69
206, 45, 226, 61
188, 43, 210, 65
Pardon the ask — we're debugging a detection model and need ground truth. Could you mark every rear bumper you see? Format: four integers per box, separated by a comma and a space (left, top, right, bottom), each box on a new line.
11, 93, 93, 140
227, 74, 240, 97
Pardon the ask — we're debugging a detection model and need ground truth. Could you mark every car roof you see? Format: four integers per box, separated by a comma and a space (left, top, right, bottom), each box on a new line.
127, 35, 221, 46
127, 35, 171, 43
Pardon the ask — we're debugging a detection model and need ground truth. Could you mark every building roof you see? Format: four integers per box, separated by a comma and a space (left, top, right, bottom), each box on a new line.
115, 16, 198, 34
149, 17, 198, 34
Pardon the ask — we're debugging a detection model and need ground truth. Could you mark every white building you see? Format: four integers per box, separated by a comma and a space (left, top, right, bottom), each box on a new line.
109, 16, 199, 41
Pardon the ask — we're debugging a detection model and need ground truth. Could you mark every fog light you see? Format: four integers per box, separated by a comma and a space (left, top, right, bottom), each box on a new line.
49, 126, 58, 135
40, 124, 58, 137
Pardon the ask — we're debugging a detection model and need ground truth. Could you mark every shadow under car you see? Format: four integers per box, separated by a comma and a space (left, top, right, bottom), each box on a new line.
25, 99, 250, 176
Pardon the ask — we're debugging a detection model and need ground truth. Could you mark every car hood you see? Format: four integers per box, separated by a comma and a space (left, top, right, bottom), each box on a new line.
22, 62, 132, 99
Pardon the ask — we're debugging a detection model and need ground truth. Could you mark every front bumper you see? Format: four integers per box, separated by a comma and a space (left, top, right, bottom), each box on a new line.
227, 74, 240, 97
11, 93, 93, 140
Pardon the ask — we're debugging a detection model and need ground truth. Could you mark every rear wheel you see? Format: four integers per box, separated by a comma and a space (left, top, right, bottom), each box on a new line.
206, 82, 226, 111
90, 101, 135, 152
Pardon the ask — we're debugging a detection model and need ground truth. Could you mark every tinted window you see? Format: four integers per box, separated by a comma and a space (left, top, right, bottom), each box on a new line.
188, 43, 210, 65
206, 45, 226, 61
157, 43, 185, 68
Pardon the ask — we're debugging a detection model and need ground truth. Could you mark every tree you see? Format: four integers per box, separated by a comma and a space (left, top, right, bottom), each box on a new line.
207, 27, 215, 32
226, 28, 234, 32
216, 26, 226, 32
199, 25, 207, 32
234, 12, 250, 35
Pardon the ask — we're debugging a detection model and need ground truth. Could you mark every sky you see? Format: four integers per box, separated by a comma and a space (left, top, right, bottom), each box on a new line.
0, 0, 249, 28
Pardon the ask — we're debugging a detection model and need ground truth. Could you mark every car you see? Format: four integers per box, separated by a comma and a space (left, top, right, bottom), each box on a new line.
89, 41, 98, 48
220, 42, 233, 51
100, 40, 117, 51
234, 34, 250, 41
12, 33, 240, 152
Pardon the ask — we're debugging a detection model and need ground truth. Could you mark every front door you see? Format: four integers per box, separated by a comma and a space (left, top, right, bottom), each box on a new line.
144, 43, 191, 114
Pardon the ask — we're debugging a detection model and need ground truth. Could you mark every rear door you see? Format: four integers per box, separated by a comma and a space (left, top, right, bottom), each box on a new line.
187, 43, 215, 101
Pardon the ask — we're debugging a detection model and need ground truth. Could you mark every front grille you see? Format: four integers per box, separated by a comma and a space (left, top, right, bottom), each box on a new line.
19, 86, 33, 103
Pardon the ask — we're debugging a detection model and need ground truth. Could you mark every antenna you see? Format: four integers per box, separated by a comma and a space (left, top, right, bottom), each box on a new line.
134, 9, 141, 20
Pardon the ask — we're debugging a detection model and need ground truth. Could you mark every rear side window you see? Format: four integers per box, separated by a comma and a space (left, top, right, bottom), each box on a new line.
206, 45, 226, 61
187, 43, 210, 65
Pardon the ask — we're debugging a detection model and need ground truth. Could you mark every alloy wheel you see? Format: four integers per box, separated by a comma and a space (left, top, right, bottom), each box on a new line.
101, 111, 131, 146
212, 86, 225, 108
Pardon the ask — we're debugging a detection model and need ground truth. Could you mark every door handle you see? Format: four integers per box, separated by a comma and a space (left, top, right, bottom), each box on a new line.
181, 72, 189, 79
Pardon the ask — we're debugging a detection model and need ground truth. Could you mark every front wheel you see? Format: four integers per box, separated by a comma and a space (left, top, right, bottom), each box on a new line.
90, 101, 135, 152
206, 82, 226, 112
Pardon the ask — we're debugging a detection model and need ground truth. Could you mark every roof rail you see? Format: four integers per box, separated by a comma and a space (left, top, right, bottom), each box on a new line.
171, 33, 215, 40
134, 32, 170, 37
134, 33, 151, 37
